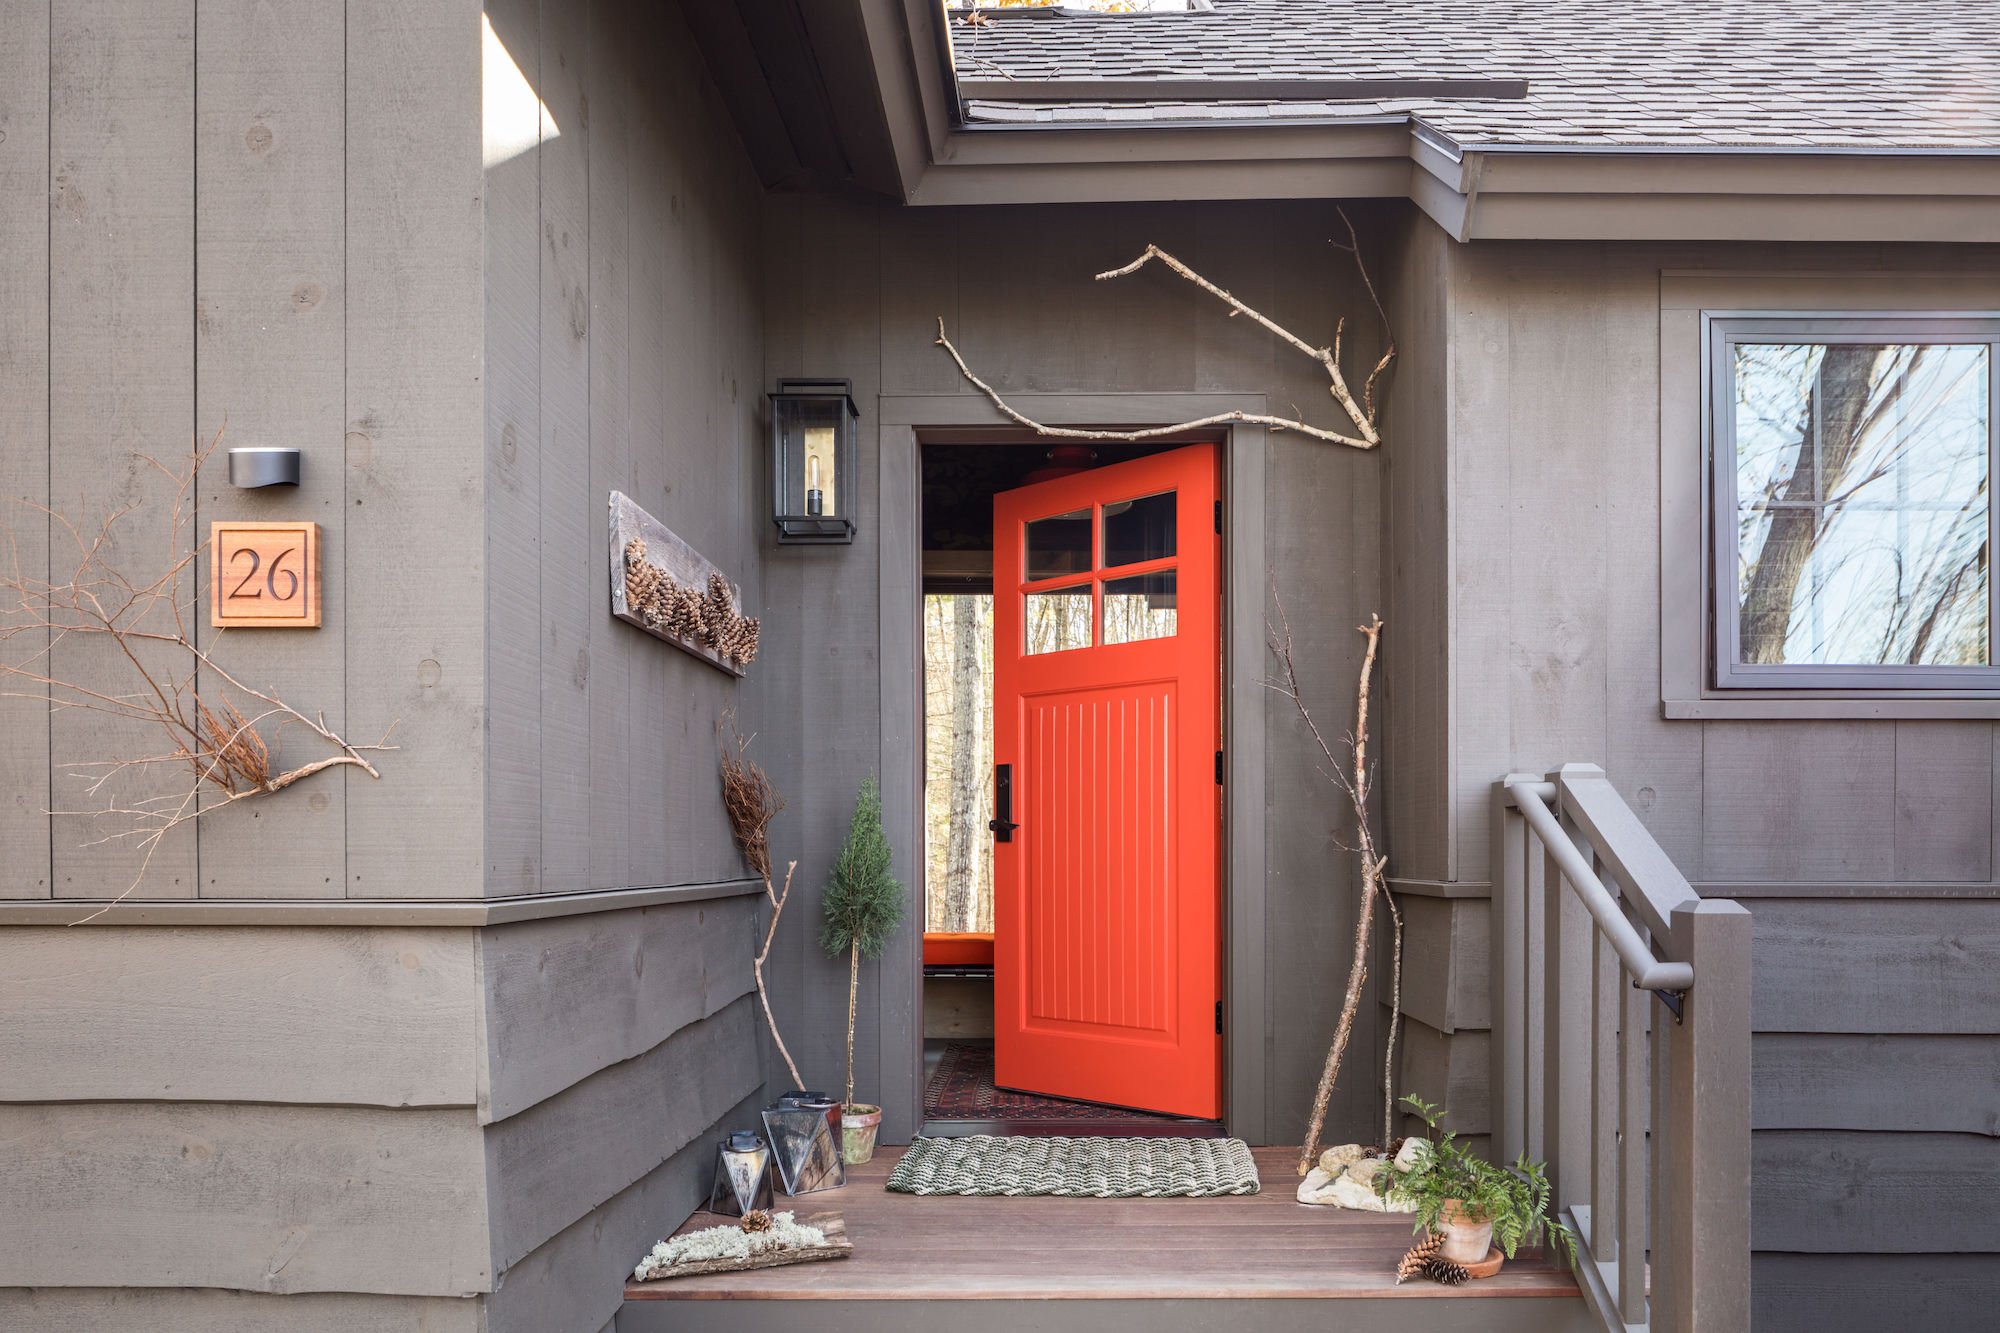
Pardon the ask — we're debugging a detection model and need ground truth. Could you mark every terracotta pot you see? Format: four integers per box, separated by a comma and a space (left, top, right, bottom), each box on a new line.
1437, 1200, 1496, 1264
842, 1104, 883, 1164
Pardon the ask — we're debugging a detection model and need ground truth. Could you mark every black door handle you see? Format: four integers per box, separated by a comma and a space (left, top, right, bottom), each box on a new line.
989, 763, 1018, 842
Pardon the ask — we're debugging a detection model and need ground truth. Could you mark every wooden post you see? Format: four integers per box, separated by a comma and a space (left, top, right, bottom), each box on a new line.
1664, 898, 1753, 1332
1492, 776, 1538, 1163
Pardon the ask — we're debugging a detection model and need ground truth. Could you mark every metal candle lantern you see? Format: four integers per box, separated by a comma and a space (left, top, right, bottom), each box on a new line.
761, 1091, 845, 1195
708, 1130, 776, 1217
769, 379, 858, 544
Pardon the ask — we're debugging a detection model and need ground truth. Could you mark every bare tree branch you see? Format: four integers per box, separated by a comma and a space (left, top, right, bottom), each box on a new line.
933, 208, 1394, 452
1269, 599, 1387, 1175
0, 427, 394, 923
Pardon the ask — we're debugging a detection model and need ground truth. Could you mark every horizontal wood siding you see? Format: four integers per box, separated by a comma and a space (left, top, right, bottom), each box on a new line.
0, 1102, 490, 1295
0, 1289, 479, 1333
0, 926, 479, 1107
478, 895, 759, 1122
485, 995, 762, 1270
487, 1089, 764, 1333
1752, 1255, 2000, 1330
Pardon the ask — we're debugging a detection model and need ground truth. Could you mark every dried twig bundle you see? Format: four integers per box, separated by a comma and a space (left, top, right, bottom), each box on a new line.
720, 714, 804, 1091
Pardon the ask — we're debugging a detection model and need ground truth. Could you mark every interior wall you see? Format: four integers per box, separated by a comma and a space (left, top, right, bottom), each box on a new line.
756, 196, 1393, 1147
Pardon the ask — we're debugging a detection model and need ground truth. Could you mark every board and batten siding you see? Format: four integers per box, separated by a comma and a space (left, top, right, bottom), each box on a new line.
2, 0, 485, 905
1397, 222, 2000, 1330
2, 2, 774, 1329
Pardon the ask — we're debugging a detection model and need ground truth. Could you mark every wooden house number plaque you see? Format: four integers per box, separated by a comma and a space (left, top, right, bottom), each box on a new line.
209, 521, 321, 628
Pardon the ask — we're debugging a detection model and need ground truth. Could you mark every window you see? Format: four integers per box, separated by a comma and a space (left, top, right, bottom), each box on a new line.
1708, 315, 2000, 692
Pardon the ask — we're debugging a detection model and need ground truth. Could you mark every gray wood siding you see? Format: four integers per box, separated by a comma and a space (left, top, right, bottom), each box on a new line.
2, 0, 487, 903
755, 197, 1394, 1146
1413, 226, 2000, 1330
480, 0, 766, 899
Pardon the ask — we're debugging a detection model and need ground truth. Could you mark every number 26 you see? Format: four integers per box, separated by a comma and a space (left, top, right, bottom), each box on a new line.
227, 546, 299, 601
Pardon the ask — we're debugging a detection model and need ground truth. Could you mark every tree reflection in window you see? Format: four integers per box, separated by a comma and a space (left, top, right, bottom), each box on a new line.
1734, 341, 1990, 667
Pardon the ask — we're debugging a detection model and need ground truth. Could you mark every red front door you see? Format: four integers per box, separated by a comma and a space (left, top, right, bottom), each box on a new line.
990, 444, 1221, 1120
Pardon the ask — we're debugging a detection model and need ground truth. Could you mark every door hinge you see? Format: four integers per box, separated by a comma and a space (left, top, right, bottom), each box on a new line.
1215, 749, 1224, 785
1214, 499, 1223, 534
1215, 999, 1224, 1034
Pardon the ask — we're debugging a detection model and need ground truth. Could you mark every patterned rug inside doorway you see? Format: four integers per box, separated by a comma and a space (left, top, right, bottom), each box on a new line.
887, 1134, 1262, 1198
923, 1041, 1192, 1125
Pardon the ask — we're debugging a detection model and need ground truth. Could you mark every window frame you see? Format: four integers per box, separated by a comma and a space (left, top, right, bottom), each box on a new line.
1705, 311, 2000, 694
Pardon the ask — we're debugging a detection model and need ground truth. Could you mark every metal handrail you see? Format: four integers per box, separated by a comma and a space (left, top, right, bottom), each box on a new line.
1503, 779, 1694, 993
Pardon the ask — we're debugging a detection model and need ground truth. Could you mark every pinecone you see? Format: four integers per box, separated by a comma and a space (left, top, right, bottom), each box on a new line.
624, 540, 663, 618
1422, 1256, 1470, 1287
700, 573, 734, 649
1394, 1230, 1443, 1284
739, 1209, 773, 1234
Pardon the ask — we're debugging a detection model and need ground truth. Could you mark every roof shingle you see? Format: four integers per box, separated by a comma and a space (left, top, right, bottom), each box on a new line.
949, 2, 2000, 151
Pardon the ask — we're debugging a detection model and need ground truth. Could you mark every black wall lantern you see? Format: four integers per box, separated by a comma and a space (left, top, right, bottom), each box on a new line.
770, 378, 858, 544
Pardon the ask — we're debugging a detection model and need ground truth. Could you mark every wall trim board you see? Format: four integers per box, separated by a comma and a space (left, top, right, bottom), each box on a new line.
1699, 881, 2000, 900
879, 395, 1277, 1142
1386, 878, 1493, 899
0, 879, 762, 928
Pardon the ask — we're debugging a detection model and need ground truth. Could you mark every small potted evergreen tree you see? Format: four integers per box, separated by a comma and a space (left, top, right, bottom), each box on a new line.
820, 774, 905, 1164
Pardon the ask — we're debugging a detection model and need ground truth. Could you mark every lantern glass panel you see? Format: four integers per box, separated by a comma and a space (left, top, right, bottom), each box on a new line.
771, 382, 857, 543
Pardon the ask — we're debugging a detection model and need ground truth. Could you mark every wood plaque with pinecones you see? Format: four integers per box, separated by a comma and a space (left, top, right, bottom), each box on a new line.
609, 491, 758, 677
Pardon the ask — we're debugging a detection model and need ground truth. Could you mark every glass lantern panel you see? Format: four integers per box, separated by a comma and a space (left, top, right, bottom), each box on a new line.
1102, 490, 1177, 568
1025, 584, 1092, 654
1102, 571, 1178, 645
1025, 508, 1091, 581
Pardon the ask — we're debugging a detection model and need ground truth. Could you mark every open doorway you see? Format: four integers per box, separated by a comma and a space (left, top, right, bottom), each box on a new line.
919, 439, 1225, 1137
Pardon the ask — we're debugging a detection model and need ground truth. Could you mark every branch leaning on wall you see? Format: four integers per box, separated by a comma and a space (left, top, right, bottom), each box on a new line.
0, 428, 394, 923
934, 208, 1395, 450
1268, 600, 1398, 1175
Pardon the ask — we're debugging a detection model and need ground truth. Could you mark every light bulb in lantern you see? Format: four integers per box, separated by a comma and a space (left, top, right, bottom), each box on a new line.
805, 427, 832, 517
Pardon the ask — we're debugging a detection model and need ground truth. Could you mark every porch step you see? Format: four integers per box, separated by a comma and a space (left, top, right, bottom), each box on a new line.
620, 1147, 1590, 1333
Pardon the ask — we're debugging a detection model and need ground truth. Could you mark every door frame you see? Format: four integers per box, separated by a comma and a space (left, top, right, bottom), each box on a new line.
878, 392, 1271, 1144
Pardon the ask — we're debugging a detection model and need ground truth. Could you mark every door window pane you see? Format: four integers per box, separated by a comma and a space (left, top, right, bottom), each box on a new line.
1025, 508, 1091, 581
1102, 490, 1177, 568
1733, 342, 1990, 667
1025, 584, 1092, 654
1102, 571, 1177, 645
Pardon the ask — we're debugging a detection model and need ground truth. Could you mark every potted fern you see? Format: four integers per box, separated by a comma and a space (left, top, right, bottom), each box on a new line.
820, 775, 905, 1164
1380, 1095, 1576, 1275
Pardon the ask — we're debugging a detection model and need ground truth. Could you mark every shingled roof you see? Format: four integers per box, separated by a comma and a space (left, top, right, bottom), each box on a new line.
948, 1, 2000, 151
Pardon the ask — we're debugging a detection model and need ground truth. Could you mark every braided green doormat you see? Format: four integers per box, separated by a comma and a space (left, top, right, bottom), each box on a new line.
886, 1135, 1261, 1198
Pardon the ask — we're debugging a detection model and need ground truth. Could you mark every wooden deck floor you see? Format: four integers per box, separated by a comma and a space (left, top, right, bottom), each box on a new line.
624, 1146, 1580, 1307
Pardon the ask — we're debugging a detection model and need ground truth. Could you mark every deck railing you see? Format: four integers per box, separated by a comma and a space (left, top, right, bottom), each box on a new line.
1493, 764, 1751, 1333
